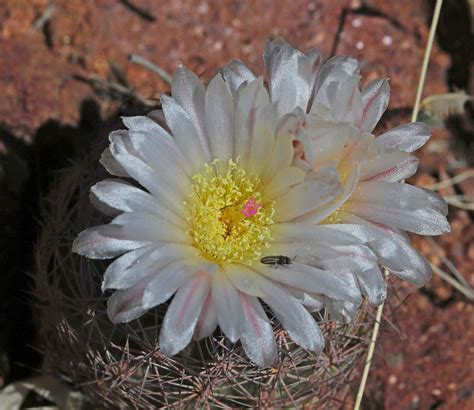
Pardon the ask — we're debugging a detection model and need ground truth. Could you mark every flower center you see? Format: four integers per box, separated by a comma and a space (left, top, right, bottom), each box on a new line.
185, 159, 275, 265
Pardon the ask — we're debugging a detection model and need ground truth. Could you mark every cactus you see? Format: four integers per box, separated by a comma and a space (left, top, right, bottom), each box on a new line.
35, 140, 372, 408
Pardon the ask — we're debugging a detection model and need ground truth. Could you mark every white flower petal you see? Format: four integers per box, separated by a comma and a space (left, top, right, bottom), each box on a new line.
384, 225, 411, 244
127, 133, 191, 197
111, 212, 191, 244
262, 166, 305, 201
72, 225, 152, 259
107, 282, 148, 323
122, 115, 163, 134
351, 181, 427, 209
100, 147, 128, 177
325, 296, 359, 324
171, 64, 211, 157
421, 187, 449, 216
346, 181, 450, 235
90, 180, 186, 228
301, 48, 323, 111
102, 244, 196, 291
295, 163, 359, 223
102, 245, 155, 290
254, 275, 325, 352
247, 103, 279, 177
329, 216, 432, 286
265, 39, 322, 114
306, 163, 360, 223
239, 293, 277, 367
211, 271, 245, 342
255, 262, 361, 303
90, 192, 119, 217
147, 109, 168, 130
376, 122, 431, 153
263, 37, 285, 79
224, 264, 265, 297
324, 273, 362, 324
265, 39, 297, 111
330, 74, 363, 125
320, 245, 386, 306
374, 242, 432, 286
266, 43, 307, 114
295, 123, 316, 167
358, 79, 390, 132
159, 272, 211, 357
361, 153, 419, 182
193, 293, 218, 340
266, 241, 342, 261
262, 113, 299, 181
272, 223, 360, 246
288, 288, 325, 312
102, 130, 140, 177
142, 258, 200, 309
274, 168, 342, 222
112, 153, 184, 215
354, 267, 387, 306
349, 204, 449, 236
221, 59, 256, 96
234, 77, 270, 167
108, 129, 138, 154
161, 94, 210, 170
298, 119, 363, 168
311, 55, 360, 110
127, 126, 190, 177
205, 74, 235, 167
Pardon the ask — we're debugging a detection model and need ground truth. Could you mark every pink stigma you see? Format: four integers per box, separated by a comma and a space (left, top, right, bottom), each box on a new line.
241, 198, 261, 218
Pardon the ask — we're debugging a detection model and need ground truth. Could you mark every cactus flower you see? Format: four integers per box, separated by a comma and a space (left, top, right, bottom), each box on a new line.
262, 39, 450, 305
73, 39, 450, 367
72, 60, 370, 367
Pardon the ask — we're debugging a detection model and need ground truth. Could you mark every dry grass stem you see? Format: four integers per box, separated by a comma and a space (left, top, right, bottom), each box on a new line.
129, 54, 173, 85
431, 264, 474, 301
427, 170, 474, 191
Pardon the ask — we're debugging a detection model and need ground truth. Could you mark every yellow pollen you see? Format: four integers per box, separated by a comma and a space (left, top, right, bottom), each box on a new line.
184, 159, 275, 265
337, 163, 350, 185
320, 164, 351, 225
322, 209, 342, 224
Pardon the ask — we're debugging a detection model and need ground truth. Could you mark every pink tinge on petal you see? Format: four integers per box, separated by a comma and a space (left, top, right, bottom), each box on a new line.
364, 157, 418, 182
241, 198, 262, 218
240, 293, 263, 340
193, 292, 217, 340
177, 272, 207, 324
293, 139, 306, 162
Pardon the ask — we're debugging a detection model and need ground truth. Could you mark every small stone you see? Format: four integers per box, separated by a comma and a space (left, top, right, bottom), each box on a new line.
382, 35, 393, 46
352, 17, 363, 28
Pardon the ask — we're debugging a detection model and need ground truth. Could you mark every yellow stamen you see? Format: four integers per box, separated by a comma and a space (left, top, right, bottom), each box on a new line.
185, 159, 275, 265
322, 210, 342, 224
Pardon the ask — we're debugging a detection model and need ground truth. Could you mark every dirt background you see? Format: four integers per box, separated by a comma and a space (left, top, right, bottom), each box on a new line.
0, 0, 473, 408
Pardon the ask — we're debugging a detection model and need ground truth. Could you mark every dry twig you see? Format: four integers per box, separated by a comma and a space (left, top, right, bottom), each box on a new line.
129, 54, 173, 85
30, 1, 56, 33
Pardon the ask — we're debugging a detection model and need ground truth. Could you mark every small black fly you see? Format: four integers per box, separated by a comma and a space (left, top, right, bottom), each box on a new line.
260, 255, 295, 267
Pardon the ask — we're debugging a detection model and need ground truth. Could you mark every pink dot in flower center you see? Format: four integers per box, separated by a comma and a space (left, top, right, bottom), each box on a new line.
240, 198, 262, 218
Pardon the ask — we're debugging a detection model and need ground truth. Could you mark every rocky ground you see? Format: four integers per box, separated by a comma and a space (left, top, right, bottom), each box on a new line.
0, 0, 473, 408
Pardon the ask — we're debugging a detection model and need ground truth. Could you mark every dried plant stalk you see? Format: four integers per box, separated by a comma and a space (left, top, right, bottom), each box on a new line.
34, 139, 372, 408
